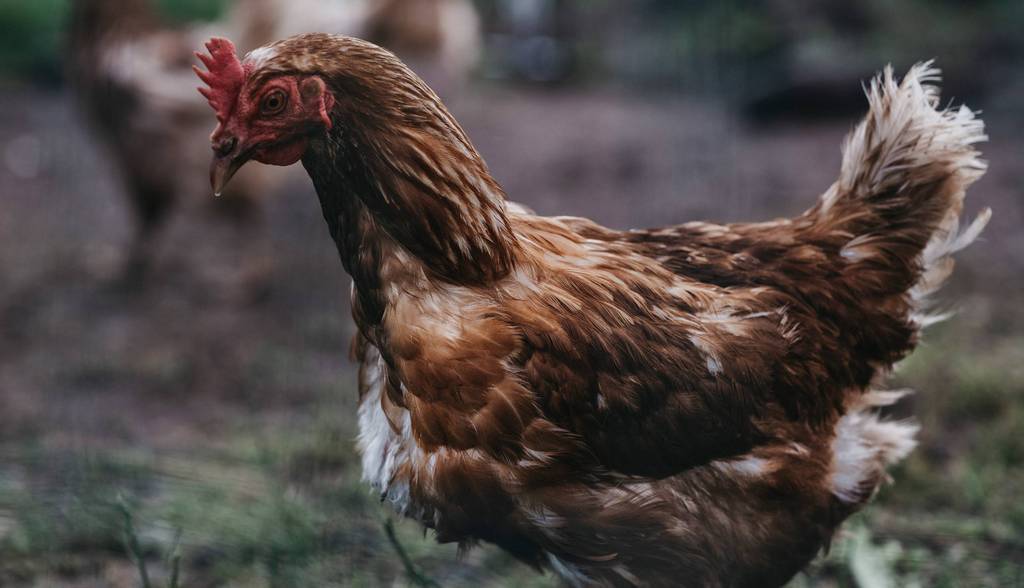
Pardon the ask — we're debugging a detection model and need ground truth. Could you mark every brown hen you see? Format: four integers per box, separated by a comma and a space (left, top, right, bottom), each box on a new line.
195, 34, 987, 587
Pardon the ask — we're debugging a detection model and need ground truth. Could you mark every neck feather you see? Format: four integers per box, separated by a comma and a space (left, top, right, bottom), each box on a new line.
303, 93, 518, 289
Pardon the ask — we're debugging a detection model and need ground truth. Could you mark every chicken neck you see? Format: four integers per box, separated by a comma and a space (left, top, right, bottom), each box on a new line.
301, 113, 520, 327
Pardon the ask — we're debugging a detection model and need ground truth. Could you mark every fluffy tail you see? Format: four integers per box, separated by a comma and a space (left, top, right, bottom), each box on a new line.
812, 62, 989, 326
813, 64, 988, 506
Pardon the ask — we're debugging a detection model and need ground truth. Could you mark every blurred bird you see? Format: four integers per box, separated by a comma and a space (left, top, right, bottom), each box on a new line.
219, 0, 481, 83
68, 0, 479, 281
196, 34, 988, 587
69, 0, 265, 281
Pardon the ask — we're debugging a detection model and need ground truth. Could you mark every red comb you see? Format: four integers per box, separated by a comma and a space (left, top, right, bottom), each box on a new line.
193, 38, 245, 124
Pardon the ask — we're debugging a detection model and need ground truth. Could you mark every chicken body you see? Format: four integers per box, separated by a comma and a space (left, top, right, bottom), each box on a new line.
197, 35, 987, 586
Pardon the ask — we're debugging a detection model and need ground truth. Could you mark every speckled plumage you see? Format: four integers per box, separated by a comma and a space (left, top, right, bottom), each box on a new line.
197, 34, 988, 587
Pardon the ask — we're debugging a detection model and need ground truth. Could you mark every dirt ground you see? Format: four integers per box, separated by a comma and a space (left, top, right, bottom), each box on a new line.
0, 78, 1022, 586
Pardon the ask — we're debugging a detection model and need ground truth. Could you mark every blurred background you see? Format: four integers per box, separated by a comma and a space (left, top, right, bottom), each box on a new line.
1, 0, 1022, 586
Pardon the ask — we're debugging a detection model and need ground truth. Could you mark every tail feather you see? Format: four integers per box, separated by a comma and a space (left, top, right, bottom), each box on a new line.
825, 62, 987, 217
814, 62, 988, 322
820, 63, 989, 507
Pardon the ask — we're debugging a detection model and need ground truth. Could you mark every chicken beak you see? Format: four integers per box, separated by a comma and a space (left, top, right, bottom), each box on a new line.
209, 134, 250, 197
210, 153, 245, 197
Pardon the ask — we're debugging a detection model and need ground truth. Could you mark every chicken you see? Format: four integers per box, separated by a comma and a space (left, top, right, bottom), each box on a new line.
220, 0, 481, 83
68, 0, 479, 280
195, 34, 988, 586
70, 0, 194, 275
362, 0, 481, 89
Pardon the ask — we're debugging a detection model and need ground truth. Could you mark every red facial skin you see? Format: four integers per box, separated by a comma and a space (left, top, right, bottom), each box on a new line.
225, 77, 332, 162
208, 75, 335, 193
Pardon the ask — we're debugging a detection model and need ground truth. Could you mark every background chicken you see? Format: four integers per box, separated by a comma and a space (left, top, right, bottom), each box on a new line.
67, 0, 480, 282
197, 34, 986, 586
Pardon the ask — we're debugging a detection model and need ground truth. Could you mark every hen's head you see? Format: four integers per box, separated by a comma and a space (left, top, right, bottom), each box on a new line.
195, 33, 473, 195
195, 36, 337, 194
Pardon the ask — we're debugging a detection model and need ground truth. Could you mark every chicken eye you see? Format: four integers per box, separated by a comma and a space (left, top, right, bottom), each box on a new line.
260, 90, 287, 115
